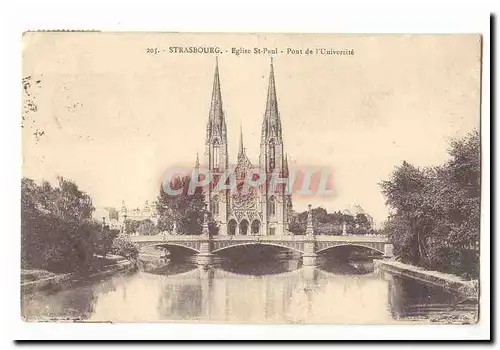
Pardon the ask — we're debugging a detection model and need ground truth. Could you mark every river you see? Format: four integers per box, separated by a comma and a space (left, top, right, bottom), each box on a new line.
21, 253, 478, 324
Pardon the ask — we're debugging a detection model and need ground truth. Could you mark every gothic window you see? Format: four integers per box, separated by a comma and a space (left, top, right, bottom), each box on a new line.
239, 220, 249, 235
251, 220, 261, 234
268, 196, 276, 216
213, 139, 220, 170
269, 139, 276, 171
228, 219, 237, 236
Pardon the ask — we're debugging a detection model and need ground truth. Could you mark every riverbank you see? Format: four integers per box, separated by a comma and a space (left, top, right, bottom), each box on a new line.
21, 255, 136, 294
374, 259, 478, 300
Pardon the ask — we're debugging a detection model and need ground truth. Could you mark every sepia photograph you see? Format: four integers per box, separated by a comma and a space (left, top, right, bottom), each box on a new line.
20, 32, 482, 327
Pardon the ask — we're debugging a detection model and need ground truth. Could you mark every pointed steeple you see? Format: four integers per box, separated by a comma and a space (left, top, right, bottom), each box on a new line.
194, 152, 200, 169
206, 57, 227, 144
238, 124, 245, 159
283, 153, 289, 177
210, 57, 223, 121
266, 57, 278, 114
261, 57, 282, 143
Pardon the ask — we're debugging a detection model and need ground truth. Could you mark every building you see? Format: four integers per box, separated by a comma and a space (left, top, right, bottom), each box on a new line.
118, 200, 158, 226
342, 204, 374, 229
201, 59, 292, 236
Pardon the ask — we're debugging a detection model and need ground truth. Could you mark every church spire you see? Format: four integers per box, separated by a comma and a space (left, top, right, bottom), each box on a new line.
194, 152, 200, 169
261, 57, 282, 143
283, 153, 289, 177
238, 124, 245, 159
211, 57, 222, 121
206, 57, 227, 144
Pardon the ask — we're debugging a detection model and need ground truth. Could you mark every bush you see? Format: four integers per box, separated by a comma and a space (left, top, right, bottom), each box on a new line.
111, 238, 139, 261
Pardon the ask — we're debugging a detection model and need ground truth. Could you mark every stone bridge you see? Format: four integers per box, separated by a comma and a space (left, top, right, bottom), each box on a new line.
129, 206, 393, 266
130, 233, 393, 266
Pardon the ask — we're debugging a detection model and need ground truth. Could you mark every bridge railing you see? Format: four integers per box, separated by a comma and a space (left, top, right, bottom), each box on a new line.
315, 235, 388, 242
130, 233, 388, 243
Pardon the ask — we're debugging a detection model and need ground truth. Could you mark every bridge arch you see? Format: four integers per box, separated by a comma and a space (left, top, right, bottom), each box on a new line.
316, 243, 384, 255
212, 242, 304, 254
141, 242, 200, 254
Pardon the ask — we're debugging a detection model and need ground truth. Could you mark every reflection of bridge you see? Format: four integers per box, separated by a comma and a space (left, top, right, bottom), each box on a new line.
142, 264, 382, 282
130, 234, 393, 266
132, 264, 394, 323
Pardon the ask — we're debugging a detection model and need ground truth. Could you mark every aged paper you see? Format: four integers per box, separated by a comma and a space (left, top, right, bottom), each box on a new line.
21, 32, 481, 325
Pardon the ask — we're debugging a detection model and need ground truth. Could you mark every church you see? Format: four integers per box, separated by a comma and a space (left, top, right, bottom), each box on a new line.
199, 59, 293, 236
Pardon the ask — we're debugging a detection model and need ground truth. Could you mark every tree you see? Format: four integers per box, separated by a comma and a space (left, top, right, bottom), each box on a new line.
137, 219, 156, 235
288, 207, 360, 235
288, 210, 307, 234
94, 226, 120, 257
156, 175, 219, 235
380, 161, 434, 265
111, 238, 139, 261
355, 213, 370, 229
124, 219, 140, 235
380, 130, 480, 278
21, 176, 100, 272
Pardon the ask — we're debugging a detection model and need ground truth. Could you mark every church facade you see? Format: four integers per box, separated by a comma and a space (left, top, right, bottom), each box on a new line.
200, 59, 293, 236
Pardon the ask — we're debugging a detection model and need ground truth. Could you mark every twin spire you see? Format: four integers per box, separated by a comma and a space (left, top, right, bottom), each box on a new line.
206, 57, 226, 143
262, 57, 282, 142
238, 124, 245, 159
206, 57, 282, 158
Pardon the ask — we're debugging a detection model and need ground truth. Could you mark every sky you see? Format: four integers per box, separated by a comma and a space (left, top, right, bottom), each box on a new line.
22, 33, 481, 225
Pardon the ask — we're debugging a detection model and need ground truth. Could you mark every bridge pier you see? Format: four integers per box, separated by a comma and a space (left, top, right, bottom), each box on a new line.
302, 265, 318, 281
302, 241, 317, 266
196, 241, 214, 266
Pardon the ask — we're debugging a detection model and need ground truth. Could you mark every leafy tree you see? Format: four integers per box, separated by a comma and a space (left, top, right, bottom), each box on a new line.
21, 176, 105, 272
124, 219, 140, 235
288, 207, 369, 235
380, 130, 480, 278
156, 175, 219, 235
355, 213, 370, 229
94, 226, 120, 256
111, 238, 139, 261
288, 211, 308, 234
137, 219, 157, 235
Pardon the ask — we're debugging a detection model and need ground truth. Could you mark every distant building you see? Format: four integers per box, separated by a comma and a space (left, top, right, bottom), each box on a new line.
119, 200, 158, 226
342, 204, 374, 229
92, 207, 124, 230
94, 200, 158, 234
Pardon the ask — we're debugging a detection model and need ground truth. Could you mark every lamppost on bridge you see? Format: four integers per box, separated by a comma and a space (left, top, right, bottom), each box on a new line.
196, 205, 213, 267
302, 204, 317, 267
305, 204, 314, 237
342, 220, 347, 236
201, 205, 210, 239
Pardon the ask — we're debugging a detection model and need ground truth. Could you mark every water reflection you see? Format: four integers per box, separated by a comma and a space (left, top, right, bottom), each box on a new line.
21, 257, 478, 324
